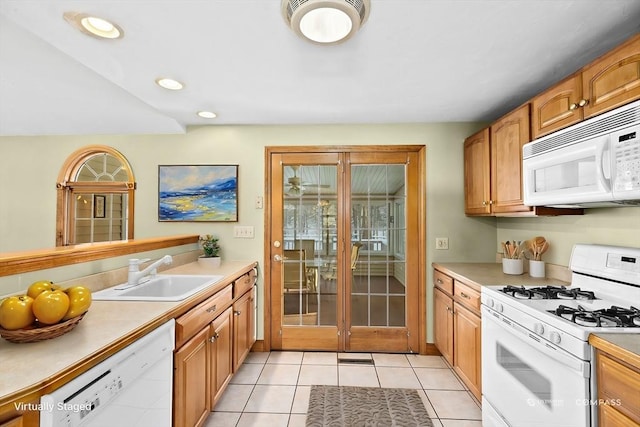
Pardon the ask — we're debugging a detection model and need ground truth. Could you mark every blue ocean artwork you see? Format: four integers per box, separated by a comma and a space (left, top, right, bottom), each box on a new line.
159, 165, 238, 221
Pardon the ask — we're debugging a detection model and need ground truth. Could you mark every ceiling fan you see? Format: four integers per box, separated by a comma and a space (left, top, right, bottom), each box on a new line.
286, 166, 329, 195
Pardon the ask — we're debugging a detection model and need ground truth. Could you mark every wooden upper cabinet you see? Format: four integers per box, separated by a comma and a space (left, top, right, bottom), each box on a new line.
464, 128, 491, 215
582, 33, 640, 119
532, 33, 640, 139
490, 104, 532, 214
531, 73, 583, 139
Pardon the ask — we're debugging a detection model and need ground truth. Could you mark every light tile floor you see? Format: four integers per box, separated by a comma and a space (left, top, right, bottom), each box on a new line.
206, 351, 482, 427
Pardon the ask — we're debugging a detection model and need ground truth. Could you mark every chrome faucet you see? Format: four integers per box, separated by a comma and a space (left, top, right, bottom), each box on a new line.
127, 255, 173, 286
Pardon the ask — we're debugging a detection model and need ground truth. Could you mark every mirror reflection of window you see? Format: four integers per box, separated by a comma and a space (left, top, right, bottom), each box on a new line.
56, 146, 135, 246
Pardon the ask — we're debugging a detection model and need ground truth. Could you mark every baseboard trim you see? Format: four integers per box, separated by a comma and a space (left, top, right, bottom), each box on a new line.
423, 343, 441, 356
251, 340, 441, 356
251, 340, 266, 352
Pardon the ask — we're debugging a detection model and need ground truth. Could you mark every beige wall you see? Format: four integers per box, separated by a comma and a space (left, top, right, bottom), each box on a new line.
497, 207, 640, 266
0, 122, 496, 344
2, 123, 638, 344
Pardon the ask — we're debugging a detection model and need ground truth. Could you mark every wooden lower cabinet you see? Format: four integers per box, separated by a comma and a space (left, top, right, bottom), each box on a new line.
174, 326, 210, 427
233, 286, 256, 371
433, 287, 454, 365
174, 271, 257, 427
433, 269, 482, 401
210, 308, 233, 408
0, 398, 39, 427
594, 348, 640, 426
453, 302, 482, 400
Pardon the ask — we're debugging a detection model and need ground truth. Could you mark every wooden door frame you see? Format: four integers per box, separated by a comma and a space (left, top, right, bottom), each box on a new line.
263, 145, 427, 354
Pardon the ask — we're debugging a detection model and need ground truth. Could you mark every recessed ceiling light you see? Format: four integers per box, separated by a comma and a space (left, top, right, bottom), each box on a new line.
64, 12, 124, 40
197, 111, 217, 119
155, 78, 184, 91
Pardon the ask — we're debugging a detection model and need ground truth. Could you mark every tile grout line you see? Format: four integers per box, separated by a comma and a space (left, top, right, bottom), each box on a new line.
213, 352, 482, 426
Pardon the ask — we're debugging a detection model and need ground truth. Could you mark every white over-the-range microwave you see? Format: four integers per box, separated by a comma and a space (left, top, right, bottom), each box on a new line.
523, 99, 640, 208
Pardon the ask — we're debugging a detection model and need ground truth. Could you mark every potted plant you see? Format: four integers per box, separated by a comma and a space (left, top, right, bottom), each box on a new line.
198, 234, 221, 267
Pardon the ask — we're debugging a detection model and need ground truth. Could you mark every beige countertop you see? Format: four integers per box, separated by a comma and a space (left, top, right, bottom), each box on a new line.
590, 333, 640, 365
0, 260, 256, 406
432, 262, 571, 288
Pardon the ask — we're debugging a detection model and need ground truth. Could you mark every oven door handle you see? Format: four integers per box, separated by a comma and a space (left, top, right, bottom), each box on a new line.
483, 307, 589, 377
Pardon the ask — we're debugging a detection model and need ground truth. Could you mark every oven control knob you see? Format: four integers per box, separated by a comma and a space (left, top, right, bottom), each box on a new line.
550, 331, 561, 344
534, 323, 544, 335
496, 303, 503, 313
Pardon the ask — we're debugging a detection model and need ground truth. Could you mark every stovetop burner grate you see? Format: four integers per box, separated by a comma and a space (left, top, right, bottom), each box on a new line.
548, 305, 640, 328
500, 285, 597, 300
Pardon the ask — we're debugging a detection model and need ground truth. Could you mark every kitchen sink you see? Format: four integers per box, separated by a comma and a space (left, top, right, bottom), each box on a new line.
92, 274, 224, 301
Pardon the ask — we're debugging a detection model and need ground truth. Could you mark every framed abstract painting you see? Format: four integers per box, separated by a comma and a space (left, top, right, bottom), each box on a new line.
158, 165, 238, 222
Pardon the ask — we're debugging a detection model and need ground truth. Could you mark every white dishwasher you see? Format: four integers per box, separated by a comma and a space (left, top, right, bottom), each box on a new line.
40, 319, 175, 427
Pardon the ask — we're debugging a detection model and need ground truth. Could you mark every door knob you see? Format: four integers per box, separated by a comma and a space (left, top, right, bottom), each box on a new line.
274, 254, 282, 262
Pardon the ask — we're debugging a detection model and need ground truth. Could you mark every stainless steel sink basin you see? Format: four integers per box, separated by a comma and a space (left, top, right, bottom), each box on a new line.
92, 274, 223, 301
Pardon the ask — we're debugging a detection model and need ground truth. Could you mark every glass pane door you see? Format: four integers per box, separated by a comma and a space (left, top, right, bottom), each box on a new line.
282, 165, 338, 328
268, 149, 422, 353
350, 164, 407, 328
270, 152, 342, 351
345, 151, 420, 353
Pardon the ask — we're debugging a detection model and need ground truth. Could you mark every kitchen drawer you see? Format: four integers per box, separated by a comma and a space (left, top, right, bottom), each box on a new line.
176, 285, 232, 347
434, 270, 453, 295
596, 351, 640, 423
454, 280, 481, 314
234, 268, 257, 298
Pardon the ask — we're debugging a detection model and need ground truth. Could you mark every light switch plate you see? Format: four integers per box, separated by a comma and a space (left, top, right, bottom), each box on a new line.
234, 226, 254, 238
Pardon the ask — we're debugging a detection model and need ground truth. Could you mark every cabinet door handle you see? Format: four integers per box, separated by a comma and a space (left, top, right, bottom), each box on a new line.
209, 336, 216, 343
234, 310, 242, 316
578, 99, 588, 107
569, 103, 578, 111
460, 292, 471, 299
206, 304, 217, 313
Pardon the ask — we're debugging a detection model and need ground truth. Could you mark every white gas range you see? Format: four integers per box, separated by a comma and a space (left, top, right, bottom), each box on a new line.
481, 244, 640, 427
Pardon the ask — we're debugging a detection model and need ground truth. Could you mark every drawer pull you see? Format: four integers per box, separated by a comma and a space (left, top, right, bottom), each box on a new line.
206, 304, 217, 313
436, 278, 443, 284
460, 292, 471, 299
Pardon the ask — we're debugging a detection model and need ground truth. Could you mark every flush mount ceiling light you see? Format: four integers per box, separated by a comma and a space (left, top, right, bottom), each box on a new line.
281, 0, 370, 45
155, 78, 184, 91
63, 12, 124, 39
197, 111, 217, 119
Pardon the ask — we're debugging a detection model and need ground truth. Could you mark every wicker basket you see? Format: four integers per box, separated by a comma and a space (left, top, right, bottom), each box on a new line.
0, 312, 86, 343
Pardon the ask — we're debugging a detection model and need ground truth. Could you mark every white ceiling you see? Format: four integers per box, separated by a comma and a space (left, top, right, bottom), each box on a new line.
1, 0, 639, 136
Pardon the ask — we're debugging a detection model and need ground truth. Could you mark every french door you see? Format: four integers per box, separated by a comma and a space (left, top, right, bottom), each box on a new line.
266, 147, 424, 353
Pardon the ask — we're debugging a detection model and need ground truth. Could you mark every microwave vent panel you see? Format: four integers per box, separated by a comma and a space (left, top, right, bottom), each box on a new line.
524, 101, 640, 158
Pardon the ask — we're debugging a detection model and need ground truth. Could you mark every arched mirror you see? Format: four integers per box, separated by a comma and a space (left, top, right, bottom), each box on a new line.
56, 145, 135, 246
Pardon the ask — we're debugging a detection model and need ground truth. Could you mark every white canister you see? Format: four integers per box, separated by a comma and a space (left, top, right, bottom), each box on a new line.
502, 258, 524, 275
529, 260, 545, 278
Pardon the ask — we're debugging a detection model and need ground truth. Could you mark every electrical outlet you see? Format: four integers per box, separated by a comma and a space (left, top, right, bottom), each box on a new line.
255, 196, 264, 209
233, 226, 254, 238
436, 237, 449, 250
